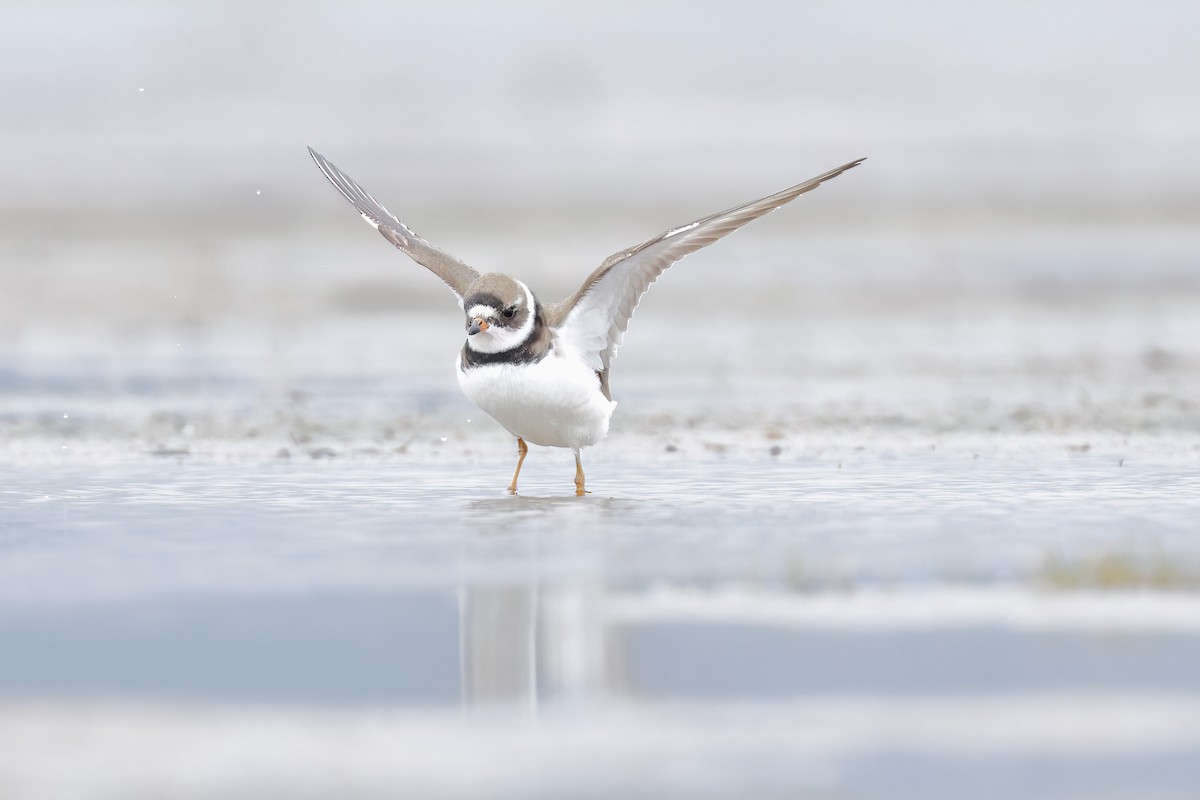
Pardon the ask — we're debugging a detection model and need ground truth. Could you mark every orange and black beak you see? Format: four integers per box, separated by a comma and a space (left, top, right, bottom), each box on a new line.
467, 317, 489, 336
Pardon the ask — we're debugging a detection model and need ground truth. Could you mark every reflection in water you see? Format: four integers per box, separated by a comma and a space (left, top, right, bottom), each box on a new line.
457, 494, 633, 706
459, 581, 610, 707
458, 581, 1200, 706
464, 495, 645, 527
460, 584, 538, 705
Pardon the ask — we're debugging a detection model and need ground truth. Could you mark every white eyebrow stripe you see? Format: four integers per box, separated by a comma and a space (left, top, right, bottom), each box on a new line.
467, 304, 497, 318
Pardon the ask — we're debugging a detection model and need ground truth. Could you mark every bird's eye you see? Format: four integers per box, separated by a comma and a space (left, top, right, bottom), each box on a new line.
502, 307, 517, 318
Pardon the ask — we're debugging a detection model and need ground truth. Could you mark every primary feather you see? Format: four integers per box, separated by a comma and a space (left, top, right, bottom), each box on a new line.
548, 158, 866, 393
307, 147, 480, 299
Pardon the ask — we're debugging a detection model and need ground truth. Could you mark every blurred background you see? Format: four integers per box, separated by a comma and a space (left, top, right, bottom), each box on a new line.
2, 2, 1199, 798
3, 0, 1199, 447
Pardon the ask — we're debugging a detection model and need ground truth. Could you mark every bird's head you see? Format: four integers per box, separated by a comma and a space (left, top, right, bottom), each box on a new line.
462, 274, 537, 354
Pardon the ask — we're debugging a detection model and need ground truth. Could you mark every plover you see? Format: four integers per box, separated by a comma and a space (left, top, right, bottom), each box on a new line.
308, 148, 863, 495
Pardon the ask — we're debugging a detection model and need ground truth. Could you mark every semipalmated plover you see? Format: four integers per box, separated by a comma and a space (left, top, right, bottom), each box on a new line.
309, 148, 863, 495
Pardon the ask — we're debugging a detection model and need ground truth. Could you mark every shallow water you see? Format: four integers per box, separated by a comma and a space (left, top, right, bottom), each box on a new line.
3, 440, 1200, 797
5, 216, 1200, 796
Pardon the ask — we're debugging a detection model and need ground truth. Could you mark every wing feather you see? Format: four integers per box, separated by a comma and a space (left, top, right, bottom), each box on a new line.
307, 147, 479, 299
548, 158, 865, 383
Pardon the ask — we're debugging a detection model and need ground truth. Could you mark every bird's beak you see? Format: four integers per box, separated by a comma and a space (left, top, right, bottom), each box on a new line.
468, 317, 489, 336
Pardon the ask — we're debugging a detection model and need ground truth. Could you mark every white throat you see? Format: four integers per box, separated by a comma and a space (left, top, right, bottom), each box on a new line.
465, 280, 537, 354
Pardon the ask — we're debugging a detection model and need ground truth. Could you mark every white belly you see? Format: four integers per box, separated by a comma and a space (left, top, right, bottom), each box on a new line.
456, 350, 617, 449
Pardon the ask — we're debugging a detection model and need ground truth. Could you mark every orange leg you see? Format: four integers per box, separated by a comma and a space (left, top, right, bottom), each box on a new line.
507, 437, 528, 495
574, 450, 589, 496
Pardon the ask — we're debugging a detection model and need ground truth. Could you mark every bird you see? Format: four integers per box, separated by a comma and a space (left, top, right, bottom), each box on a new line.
307, 147, 864, 496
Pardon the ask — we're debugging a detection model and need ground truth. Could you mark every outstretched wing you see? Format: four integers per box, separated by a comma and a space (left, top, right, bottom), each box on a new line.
547, 158, 865, 395
307, 147, 480, 300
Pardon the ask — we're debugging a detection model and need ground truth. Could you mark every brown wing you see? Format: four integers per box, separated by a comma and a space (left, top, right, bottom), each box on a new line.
547, 158, 865, 392
308, 147, 480, 300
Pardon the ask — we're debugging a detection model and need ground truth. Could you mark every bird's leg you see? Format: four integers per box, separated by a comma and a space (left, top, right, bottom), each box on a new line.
573, 450, 589, 496
507, 437, 528, 495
